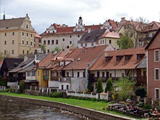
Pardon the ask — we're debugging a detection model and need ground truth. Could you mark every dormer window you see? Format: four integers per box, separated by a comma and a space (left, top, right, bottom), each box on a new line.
105, 56, 112, 62
137, 54, 144, 60
125, 55, 132, 61
116, 56, 123, 61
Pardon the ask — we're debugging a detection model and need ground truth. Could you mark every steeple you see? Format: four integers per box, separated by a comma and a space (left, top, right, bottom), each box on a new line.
78, 16, 83, 25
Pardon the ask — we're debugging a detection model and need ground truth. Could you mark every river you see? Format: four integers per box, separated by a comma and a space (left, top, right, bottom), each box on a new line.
0, 99, 85, 120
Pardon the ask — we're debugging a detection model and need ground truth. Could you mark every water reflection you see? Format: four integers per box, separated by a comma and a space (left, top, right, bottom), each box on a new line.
0, 99, 84, 120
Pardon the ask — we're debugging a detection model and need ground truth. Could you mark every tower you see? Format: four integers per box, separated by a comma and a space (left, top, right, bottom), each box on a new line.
78, 16, 83, 25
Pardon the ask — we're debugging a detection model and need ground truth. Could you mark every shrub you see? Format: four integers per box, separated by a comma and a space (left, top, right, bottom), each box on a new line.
50, 91, 63, 98
96, 78, 103, 93
143, 104, 152, 109
19, 80, 25, 93
135, 87, 147, 98
105, 78, 113, 93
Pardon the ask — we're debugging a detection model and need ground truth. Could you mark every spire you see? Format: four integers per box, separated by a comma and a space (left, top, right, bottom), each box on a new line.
78, 16, 83, 25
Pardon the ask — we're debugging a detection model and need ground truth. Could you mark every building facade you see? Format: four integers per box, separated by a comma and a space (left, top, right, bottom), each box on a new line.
0, 14, 37, 57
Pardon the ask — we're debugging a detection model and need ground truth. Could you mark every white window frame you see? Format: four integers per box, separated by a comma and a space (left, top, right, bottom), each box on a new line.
154, 49, 160, 62
155, 88, 160, 99
154, 68, 160, 80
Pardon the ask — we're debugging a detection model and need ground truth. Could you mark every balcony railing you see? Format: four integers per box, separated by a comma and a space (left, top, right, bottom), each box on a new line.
59, 77, 71, 82
43, 75, 49, 80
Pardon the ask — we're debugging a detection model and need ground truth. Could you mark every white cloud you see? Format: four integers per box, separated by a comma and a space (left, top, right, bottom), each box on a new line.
1, 0, 160, 33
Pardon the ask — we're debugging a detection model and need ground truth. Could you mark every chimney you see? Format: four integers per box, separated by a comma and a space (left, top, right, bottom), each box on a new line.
88, 28, 91, 33
3, 14, 5, 20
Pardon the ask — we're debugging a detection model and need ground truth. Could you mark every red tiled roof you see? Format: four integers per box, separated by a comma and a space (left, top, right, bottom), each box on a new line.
41, 24, 102, 36
101, 31, 120, 39
90, 47, 145, 70
39, 53, 55, 68
63, 45, 109, 70
34, 31, 41, 38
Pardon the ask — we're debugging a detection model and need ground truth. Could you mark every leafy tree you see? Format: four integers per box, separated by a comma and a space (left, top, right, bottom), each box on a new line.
113, 76, 136, 101
105, 78, 113, 93
135, 87, 147, 98
54, 47, 61, 53
117, 33, 134, 49
41, 44, 46, 53
96, 78, 103, 93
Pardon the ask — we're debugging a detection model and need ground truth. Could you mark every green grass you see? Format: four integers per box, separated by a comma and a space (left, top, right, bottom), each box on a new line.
0, 92, 136, 119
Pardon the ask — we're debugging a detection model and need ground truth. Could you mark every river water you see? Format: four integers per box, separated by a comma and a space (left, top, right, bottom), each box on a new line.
0, 99, 84, 120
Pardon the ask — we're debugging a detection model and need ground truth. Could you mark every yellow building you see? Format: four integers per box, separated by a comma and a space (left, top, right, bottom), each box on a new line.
0, 14, 36, 58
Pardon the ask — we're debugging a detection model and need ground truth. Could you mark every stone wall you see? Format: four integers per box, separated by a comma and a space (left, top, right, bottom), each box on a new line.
0, 95, 134, 120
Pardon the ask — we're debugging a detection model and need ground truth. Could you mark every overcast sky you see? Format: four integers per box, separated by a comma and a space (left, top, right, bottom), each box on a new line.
0, 0, 160, 33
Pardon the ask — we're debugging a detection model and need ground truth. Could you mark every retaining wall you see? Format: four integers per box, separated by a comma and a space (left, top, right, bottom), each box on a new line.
0, 95, 134, 120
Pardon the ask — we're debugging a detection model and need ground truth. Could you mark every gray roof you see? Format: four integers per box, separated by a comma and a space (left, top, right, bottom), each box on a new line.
79, 29, 106, 43
9, 54, 46, 73
0, 17, 25, 28
136, 57, 146, 69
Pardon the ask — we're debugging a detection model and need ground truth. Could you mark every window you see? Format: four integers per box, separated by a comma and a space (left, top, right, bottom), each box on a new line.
27, 51, 29, 54
44, 40, 46, 45
31, 34, 32, 37
12, 32, 14, 36
63, 38, 65, 41
70, 35, 72, 38
56, 40, 58, 44
125, 55, 132, 61
66, 85, 69, 90
52, 40, 54, 45
22, 40, 24, 45
48, 40, 50, 45
77, 72, 80, 77
23, 50, 25, 54
48, 49, 50, 53
155, 68, 159, 80
67, 46, 69, 49
12, 50, 14, 54
155, 88, 159, 99
61, 85, 64, 90
67, 72, 69, 77
106, 56, 112, 62
78, 35, 80, 37
12, 40, 14, 44
83, 72, 85, 77
26, 25, 28, 28
154, 50, 159, 62
26, 41, 28, 45
81, 43, 83, 47
102, 72, 105, 77
5, 33, 7, 36
4, 50, 6, 55
27, 33, 28, 36
110, 73, 112, 77
32, 71, 35, 76
116, 56, 123, 61
22, 32, 24, 36
137, 54, 144, 60
109, 40, 111, 44
4, 41, 7, 45
27, 71, 30, 76
70, 41, 72, 44
85, 43, 87, 46
152, 33, 155, 37
91, 43, 94, 46
31, 42, 32, 46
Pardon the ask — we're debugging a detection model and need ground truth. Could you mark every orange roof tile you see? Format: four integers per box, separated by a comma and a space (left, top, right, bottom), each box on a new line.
38, 53, 55, 68
90, 47, 145, 70
63, 45, 109, 70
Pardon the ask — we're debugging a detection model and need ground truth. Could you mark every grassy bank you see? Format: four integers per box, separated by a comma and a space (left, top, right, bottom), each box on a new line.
0, 92, 135, 119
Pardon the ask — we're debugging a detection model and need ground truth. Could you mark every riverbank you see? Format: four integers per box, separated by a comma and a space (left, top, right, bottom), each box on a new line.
0, 92, 135, 120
